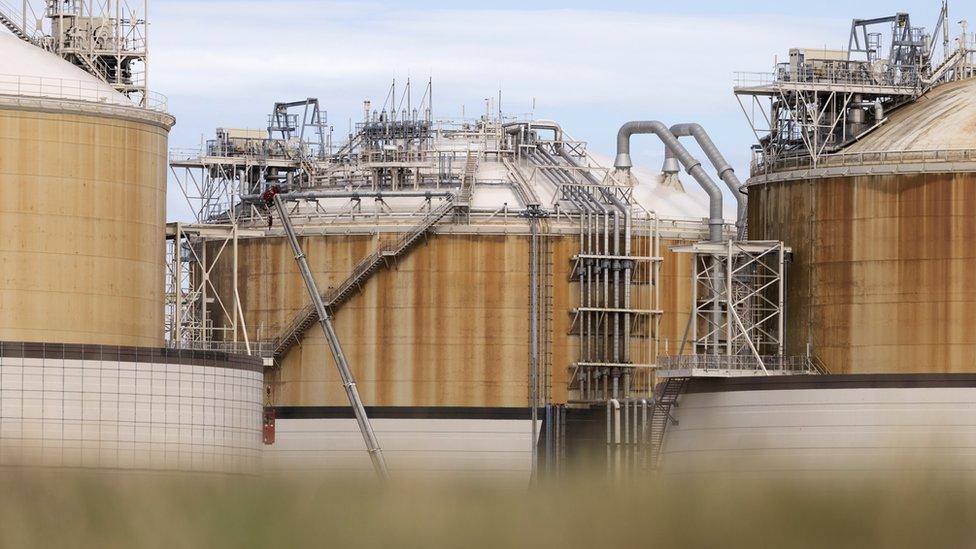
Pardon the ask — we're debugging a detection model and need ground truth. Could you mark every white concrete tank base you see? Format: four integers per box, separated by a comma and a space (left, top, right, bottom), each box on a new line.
660, 375, 976, 476
0, 342, 264, 472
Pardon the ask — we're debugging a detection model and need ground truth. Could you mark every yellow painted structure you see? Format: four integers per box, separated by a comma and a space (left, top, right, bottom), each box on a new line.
209, 231, 696, 408
0, 97, 174, 346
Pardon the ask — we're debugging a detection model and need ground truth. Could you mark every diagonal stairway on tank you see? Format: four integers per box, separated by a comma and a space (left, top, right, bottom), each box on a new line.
647, 377, 689, 469
272, 151, 480, 362
0, 6, 31, 43
271, 195, 459, 362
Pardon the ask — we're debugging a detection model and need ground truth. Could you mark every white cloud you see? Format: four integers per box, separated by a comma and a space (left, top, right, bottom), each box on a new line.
152, 3, 844, 113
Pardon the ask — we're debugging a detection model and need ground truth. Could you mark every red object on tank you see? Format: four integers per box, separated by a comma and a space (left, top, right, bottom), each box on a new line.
263, 408, 276, 445
261, 185, 281, 207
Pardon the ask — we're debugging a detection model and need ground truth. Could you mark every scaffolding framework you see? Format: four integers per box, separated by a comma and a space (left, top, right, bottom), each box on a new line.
735, 3, 976, 173
165, 222, 267, 357
668, 240, 789, 375
0, 0, 151, 104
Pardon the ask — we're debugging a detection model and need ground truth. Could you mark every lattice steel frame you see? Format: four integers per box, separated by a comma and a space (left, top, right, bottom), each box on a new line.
673, 240, 788, 372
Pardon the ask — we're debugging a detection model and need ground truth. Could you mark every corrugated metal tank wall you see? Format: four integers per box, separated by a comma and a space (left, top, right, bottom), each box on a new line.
0, 104, 172, 347
749, 172, 976, 374
209, 232, 698, 408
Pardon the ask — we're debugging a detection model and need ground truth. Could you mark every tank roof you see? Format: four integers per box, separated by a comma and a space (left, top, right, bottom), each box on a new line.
0, 31, 124, 103
848, 78, 976, 153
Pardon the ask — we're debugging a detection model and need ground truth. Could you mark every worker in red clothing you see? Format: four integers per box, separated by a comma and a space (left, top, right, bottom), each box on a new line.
262, 185, 281, 228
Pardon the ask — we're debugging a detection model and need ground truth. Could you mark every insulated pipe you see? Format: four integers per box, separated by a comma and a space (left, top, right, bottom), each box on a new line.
557, 148, 633, 365
669, 123, 746, 235
503, 120, 563, 143
615, 121, 724, 241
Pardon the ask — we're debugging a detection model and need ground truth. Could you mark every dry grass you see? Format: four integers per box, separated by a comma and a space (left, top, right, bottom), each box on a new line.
0, 468, 972, 548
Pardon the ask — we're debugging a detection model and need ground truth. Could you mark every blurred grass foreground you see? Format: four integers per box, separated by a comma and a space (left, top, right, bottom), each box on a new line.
0, 468, 974, 548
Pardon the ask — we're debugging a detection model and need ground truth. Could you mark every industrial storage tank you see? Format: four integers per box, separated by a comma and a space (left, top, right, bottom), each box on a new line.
747, 77, 976, 374
0, 21, 264, 472
645, 9, 976, 477
732, 4, 976, 376
0, 31, 171, 347
170, 105, 726, 477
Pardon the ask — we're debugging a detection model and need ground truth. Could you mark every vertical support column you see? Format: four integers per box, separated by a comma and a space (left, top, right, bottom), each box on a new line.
232, 225, 239, 345
778, 243, 786, 358
174, 224, 183, 345
529, 216, 540, 477
726, 241, 734, 359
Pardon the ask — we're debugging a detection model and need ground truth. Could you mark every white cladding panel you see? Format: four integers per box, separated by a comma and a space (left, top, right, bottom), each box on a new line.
661, 387, 976, 474
265, 418, 534, 482
0, 355, 264, 472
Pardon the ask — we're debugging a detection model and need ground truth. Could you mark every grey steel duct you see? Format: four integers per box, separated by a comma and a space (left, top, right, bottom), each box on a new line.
668, 123, 746, 235
615, 121, 724, 241
556, 146, 633, 373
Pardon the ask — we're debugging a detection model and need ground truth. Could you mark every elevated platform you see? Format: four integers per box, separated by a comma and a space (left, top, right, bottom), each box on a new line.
656, 355, 822, 379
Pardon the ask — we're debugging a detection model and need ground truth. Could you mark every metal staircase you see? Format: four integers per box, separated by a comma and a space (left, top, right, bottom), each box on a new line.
924, 48, 965, 87
457, 151, 478, 206
0, 2, 31, 42
271, 195, 458, 361
648, 377, 689, 469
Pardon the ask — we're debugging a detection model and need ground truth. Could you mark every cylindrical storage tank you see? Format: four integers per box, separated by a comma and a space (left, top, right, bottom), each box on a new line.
203, 163, 717, 477
0, 33, 174, 347
748, 78, 976, 374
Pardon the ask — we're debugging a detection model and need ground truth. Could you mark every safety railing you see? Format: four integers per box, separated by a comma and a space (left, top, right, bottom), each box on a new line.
168, 339, 274, 357
0, 73, 168, 112
735, 64, 920, 91
754, 148, 976, 176
657, 355, 819, 375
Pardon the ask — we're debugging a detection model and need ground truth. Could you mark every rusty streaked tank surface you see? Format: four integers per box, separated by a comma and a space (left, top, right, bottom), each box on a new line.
0, 32, 175, 347
747, 77, 976, 374
171, 104, 728, 476
211, 230, 701, 408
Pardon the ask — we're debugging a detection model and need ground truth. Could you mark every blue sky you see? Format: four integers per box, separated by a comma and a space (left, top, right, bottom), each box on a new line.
153, 1, 975, 220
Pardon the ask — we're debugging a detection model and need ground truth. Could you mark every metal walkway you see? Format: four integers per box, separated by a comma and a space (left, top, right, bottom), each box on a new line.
271, 195, 458, 361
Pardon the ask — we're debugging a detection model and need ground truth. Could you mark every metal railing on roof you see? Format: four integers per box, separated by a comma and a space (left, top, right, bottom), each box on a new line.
0, 73, 168, 112
753, 148, 976, 176
734, 64, 920, 91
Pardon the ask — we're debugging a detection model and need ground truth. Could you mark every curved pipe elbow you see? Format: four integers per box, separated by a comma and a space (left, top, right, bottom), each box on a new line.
615, 120, 724, 240
669, 122, 747, 232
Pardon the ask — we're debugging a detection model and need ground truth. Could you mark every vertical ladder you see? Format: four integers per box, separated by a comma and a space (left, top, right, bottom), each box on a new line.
272, 193, 390, 481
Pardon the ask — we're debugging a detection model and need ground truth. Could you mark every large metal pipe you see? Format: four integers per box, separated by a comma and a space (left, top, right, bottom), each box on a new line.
272, 193, 390, 481
244, 189, 453, 204
667, 123, 746, 235
557, 147, 633, 368
615, 121, 724, 241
